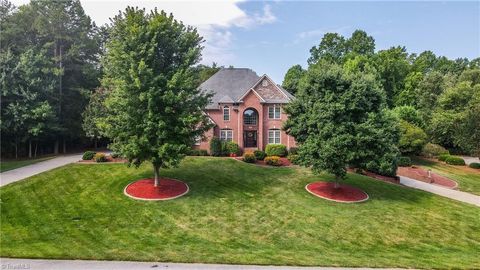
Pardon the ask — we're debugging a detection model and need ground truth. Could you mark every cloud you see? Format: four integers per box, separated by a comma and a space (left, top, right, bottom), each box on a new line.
292, 26, 352, 45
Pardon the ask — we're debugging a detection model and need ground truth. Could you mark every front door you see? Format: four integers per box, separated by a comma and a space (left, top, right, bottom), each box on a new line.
244, 131, 257, 148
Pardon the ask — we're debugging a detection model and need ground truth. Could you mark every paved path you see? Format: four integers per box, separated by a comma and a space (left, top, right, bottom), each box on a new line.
0, 258, 403, 270
461, 156, 480, 165
0, 154, 82, 187
399, 176, 480, 207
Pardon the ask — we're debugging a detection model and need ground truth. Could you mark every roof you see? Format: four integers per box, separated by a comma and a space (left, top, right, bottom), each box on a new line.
199, 68, 260, 109
199, 68, 293, 109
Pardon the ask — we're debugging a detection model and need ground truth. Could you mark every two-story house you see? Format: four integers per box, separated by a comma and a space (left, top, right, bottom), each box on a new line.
194, 67, 296, 153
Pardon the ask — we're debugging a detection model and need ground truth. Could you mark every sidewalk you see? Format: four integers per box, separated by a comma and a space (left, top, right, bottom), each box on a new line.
0, 258, 403, 270
399, 176, 480, 207
0, 154, 82, 187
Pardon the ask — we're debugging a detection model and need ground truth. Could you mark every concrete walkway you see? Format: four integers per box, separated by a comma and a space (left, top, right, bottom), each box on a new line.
0, 154, 82, 187
399, 176, 480, 207
461, 156, 480, 165
0, 258, 403, 270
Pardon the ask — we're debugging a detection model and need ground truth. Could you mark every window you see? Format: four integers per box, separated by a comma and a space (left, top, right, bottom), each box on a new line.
220, 129, 233, 142
194, 136, 201, 146
223, 106, 230, 121
268, 105, 281, 119
243, 109, 257, 125
268, 129, 281, 144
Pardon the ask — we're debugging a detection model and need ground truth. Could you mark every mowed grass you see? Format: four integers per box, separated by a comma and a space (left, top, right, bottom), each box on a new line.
1, 157, 479, 269
0, 156, 55, 172
412, 156, 480, 195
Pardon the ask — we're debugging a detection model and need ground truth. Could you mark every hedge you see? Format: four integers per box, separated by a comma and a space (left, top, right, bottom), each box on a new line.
445, 156, 465, 166
265, 144, 287, 157
265, 156, 282, 166
397, 156, 412, 167
82, 151, 96, 160
469, 162, 480, 169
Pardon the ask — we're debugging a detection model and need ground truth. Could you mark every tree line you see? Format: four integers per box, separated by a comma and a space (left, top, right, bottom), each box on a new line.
0, 0, 219, 159
282, 30, 480, 158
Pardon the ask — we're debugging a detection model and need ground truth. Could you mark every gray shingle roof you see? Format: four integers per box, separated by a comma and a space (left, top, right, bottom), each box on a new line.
200, 68, 260, 109
199, 68, 293, 109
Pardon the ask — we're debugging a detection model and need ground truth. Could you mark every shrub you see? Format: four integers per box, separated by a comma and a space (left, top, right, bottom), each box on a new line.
438, 154, 451, 162
110, 152, 120, 159
94, 153, 107, 162
82, 151, 96, 160
226, 141, 240, 155
265, 144, 287, 157
398, 120, 428, 155
469, 162, 480, 169
421, 143, 449, 157
287, 154, 299, 164
265, 156, 282, 166
288, 147, 299, 155
445, 156, 465, 166
397, 156, 412, 167
242, 151, 256, 163
209, 137, 223, 156
254, 150, 266, 160
189, 149, 209, 156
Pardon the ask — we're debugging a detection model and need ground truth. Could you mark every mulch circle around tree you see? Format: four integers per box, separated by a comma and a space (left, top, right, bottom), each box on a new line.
305, 181, 369, 203
397, 166, 458, 189
124, 178, 189, 201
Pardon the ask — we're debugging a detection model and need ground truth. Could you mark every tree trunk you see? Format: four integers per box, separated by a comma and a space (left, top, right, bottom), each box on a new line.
14, 142, 18, 159
34, 142, 38, 158
154, 164, 161, 187
62, 139, 66, 154
28, 140, 32, 158
334, 176, 340, 189
54, 140, 59, 155
94, 139, 97, 149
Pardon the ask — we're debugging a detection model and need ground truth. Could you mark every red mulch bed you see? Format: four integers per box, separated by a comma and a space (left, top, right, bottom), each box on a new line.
124, 178, 189, 200
306, 181, 369, 203
234, 157, 292, 167
397, 166, 458, 189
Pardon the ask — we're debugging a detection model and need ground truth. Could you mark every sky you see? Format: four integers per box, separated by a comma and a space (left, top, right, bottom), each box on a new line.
12, 0, 480, 83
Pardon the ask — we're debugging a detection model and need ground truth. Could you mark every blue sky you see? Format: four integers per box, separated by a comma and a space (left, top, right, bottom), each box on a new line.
12, 0, 480, 82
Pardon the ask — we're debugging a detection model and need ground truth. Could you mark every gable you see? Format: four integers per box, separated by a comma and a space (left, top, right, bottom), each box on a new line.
251, 75, 291, 103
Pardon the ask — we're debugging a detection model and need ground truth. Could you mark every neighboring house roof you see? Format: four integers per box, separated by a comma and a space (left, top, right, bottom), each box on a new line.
199, 68, 293, 109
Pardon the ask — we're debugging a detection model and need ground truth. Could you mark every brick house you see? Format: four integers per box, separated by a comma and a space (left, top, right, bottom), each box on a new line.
193, 67, 297, 153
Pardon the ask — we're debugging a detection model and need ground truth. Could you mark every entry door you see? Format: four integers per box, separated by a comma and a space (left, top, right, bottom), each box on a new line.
244, 131, 257, 147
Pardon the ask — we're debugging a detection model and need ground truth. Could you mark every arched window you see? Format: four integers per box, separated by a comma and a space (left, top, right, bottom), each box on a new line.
243, 108, 257, 125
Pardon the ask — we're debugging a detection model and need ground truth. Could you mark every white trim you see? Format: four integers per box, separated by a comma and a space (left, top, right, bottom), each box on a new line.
305, 183, 369, 203
220, 128, 233, 142
223, 105, 230, 121
268, 104, 281, 119
268, 129, 281, 144
123, 179, 190, 201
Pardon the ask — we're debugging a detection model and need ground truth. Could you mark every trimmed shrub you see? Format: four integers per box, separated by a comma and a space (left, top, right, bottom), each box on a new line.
189, 149, 209, 156
265, 156, 282, 166
242, 151, 256, 163
209, 137, 223, 156
438, 154, 451, 162
445, 156, 466, 166
254, 150, 266, 160
287, 154, 299, 165
397, 156, 412, 167
421, 143, 449, 157
94, 153, 107, 162
226, 141, 240, 155
469, 162, 480, 169
82, 151, 96, 160
110, 152, 120, 159
288, 147, 299, 155
265, 144, 287, 157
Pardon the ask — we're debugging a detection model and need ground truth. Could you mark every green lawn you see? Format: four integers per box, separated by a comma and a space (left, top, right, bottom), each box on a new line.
412, 156, 480, 195
0, 156, 55, 172
1, 157, 479, 269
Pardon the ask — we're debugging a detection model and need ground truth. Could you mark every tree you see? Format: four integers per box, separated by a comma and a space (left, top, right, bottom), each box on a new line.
308, 33, 346, 65
192, 63, 221, 86
346, 30, 375, 56
102, 7, 213, 187
284, 61, 399, 183
392, 105, 423, 127
398, 120, 427, 155
282, 64, 305, 95
82, 88, 108, 148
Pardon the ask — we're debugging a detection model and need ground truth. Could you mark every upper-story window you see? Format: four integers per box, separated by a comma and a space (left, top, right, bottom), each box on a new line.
223, 106, 230, 121
268, 105, 281, 119
268, 129, 281, 144
220, 129, 233, 142
243, 108, 257, 125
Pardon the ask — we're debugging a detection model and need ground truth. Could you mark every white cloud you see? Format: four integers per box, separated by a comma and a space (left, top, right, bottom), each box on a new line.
11, 0, 277, 66
292, 26, 352, 45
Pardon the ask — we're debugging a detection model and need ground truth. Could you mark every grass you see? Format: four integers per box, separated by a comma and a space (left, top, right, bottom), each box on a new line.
412, 156, 480, 195
1, 157, 479, 269
0, 156, 55, 172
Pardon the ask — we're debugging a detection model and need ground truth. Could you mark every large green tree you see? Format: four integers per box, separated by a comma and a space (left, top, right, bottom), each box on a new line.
284, 61, 399, 182
282, 64, 305, 95
102, 7, 213, 186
